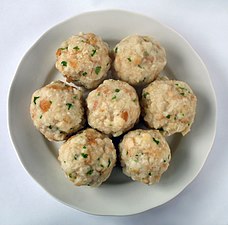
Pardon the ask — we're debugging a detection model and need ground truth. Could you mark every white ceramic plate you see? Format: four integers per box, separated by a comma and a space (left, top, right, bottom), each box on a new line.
8, 10, 216, 216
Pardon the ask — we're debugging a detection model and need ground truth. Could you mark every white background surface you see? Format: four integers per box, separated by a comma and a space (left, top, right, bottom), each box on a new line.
1, 1, 228, 224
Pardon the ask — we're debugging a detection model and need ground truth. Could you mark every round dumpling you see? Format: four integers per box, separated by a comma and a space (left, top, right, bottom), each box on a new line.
30, 80, 84, 141
86, 79, 140, 137
113, 35, 166, 85
56, 33, 111, 89
141, 80, 197, 136
58, 128, 116, 187
119, 129, 171, 185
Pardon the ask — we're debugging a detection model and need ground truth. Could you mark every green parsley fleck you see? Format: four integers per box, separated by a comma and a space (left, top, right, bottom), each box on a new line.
64, 161, 66, 163
95, 66, 101, 75
127, 57, 132, 62
61, 61, 67, 67
49, 100, 52, 104
82, 146, 86, 149
133, 99, 137, 102
91, 49, 96, 56
114, 47, 118, 53
180, 93, 185, 96
66, 103, 73, 110
81, 153, 88, 158
157, 127, 164, 131
74, 154, 78, 160
86, 169, 93, 175
153, 137, 160, 145
60, 47, 68, 50
69, 173, 72, 178
108, 159, 111, 167
166, 114, 171, 119
148, 172, 152, 176
73, 46, 80, 51
115, 89, 120, 92
97, 92, 101, 96
112, 96, 117, 100
48, 125, 52, 129
33, 96, 40, 104
163, 159, 167, 163
82, 72, 87, 76
73, 95, 77, 99
100, 164, 104, 168
138, 64, 142, 68
39, 115, 42, 119
143, 92, 149, 98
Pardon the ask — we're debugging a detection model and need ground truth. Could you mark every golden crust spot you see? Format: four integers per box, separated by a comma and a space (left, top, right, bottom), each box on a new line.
86, 130, 97, 145
133, 56, 142, 65
69, 60, 77, 69
93, 100, 98, 110
145, 55, 154, 63
65, 76, 74, 83
49, 83, 73, 91
96, 86, 110, 94
86, 33, 98, 45
56, 49, 62, 56
121, 111, 128, 122
40, 99, 51, 113
63, 115, 72, 123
